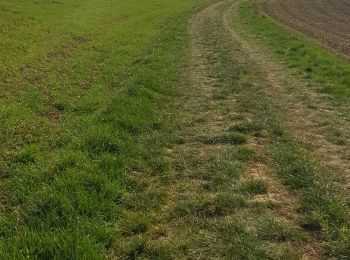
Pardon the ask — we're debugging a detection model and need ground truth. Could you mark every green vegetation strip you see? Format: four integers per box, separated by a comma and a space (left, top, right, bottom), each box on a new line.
0, 0, 208, 258
239, 1, 350, 105
182, 10, 304, 257
238, 1, 350, 257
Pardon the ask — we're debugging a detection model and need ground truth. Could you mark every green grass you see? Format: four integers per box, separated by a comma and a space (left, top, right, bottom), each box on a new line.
238, 1, 350, 105
205, 132, 247, 145
235, 57, 350, 258
237, 2, 350, 257
256, 216, 304, 243
228, 121, 252, 133
271, 138, 350, 257
0, 0, 210, 258
240, 179, 268, 196
170, 8, 305, 257
3, 0, 350, 257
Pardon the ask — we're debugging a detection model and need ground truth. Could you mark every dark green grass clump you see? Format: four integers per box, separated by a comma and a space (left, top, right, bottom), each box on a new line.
240, 179, 268, 196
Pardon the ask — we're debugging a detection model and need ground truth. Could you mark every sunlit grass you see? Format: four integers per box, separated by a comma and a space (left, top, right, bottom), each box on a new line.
0, 0, 208, 257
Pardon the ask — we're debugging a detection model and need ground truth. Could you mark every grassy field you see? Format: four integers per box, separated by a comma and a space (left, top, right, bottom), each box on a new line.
0, 0, 209, 258
237, 1, 350, 257
239, 1, 350, 105
2, 0, 350, 258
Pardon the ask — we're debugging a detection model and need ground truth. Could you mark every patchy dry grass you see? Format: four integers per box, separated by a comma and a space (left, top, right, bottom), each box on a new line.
234, 1, 350, 257
123, 1, 320, 258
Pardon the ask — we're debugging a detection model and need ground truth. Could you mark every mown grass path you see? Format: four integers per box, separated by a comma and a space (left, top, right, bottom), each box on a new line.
134, 0, 350, 258
231, 0, 350, 257
134, 0, 331, 258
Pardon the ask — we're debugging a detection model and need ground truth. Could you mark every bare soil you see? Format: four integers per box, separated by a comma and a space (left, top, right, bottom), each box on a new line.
258, 0, 350, 58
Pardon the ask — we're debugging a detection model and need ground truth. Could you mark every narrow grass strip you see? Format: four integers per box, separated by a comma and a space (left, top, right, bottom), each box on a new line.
238, 0, 350, 105
237, 1, 350, 257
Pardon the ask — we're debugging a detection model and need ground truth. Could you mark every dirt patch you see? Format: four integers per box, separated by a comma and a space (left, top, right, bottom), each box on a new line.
258, 0, 350, 59
47, 36, 88, 59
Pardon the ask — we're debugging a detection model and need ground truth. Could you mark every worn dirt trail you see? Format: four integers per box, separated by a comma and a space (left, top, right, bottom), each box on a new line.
141, 0, 325, 258
122, 0, 350, 257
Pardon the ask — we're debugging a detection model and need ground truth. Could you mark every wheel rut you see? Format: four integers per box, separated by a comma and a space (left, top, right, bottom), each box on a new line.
226, 0, 350, 201
142, 0, 325, 258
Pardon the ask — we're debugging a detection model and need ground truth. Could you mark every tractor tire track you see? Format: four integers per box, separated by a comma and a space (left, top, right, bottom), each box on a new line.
226, 0, 350, 201
143, 0, 323, 258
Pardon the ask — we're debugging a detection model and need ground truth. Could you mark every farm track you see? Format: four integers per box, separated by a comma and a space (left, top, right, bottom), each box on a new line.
258, 0, 350, 58
139, 0, 330, 258
141, 0, 350, 257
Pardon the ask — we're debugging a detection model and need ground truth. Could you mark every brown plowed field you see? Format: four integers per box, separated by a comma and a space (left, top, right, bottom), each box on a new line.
258, 0, 350, 58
